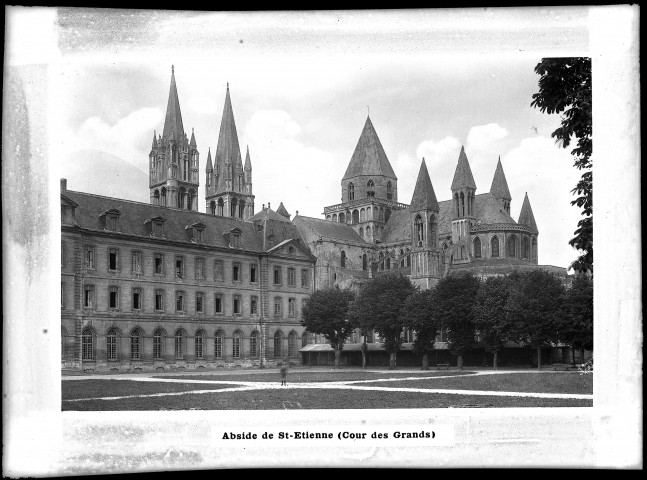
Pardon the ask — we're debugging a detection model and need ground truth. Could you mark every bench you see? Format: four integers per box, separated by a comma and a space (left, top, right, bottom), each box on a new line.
437, 363, 450, 370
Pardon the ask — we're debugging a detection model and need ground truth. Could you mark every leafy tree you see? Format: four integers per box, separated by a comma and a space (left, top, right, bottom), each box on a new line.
473, 274, 515, 370
506, 270, 566, 369
433, 272, 481, 369
301, 287, 355, 369
402, 289, 439, 370
531, 58, 592, 273
560, 273, 593, 363
348, 274, 417, 369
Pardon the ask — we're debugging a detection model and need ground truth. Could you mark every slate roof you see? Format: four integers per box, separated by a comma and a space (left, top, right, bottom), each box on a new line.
409, 159, 439, 211
293, 215, 366, 244
161, 66, 185, 143
249, 207, 291, 223
214, 85, 245, 193
517, 193, 539, 234
276, 202, 291, 219
450, 146, 477, 191
436, 193, 518, 234
62, 190, 307, 253
489, 157, 511, 200
343, 116, 397, 180
381, 208, 411, 244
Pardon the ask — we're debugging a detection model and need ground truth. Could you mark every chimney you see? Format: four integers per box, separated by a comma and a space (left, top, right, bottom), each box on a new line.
268, 202, 271, 210
60, 178, 67, 192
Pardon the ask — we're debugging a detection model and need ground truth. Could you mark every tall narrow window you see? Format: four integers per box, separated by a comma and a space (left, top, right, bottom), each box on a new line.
474, 237, 482, 259
507, 236, 517, 258
274, 297, 282, 317
130, 330, 141, 360
429, 215, 437, 248
132, 288, 142, 311
491, 236, 500, 258
250, 264, 258, 283
287, 268, 296, 286
84, 246, 95, 269
195, 331, 204, 360
195, 258, 204, 279
61, 242, 66, 267
366, 180, 375, 197
214, 259, 224, 282
154, 253, 164, 275
274, 331, 283, 358
233, 295, 241, 315
288, 298, 296, 317
61, 283, 65, 308
215, 331, 223, 358
288, 332, 298, 356
415, 215, 424, 246
153, 329, 164, 360
362, 254, 367, 271
109, 286, 119, 310
83, 285, 95, 309
175, 331, 185, 359
108, 249, 119, 271
175, 256, 184, 278
232, 332, 241, 359
176, 291, 185, 312
348, 182, 355, 200
155, 289, 164, 311
387, 181, 393, 200
196, 292, 204, 313
250, 331, 259, 358
107, 329, 117, 361
273, 266, 281, 285
82, 329, 94, 360
301, 269, 309, 287
215, 293, 223, 314
340, 251, 346, 268
251, 296, 258, 315
232, 263, 240, 282
131, 251, 142, 274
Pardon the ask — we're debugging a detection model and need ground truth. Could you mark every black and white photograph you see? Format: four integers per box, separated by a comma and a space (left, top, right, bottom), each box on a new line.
3, 5, 641, 473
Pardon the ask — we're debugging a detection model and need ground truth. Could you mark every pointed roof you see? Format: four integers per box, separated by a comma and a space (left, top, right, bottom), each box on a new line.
276, 202, 291, 219
244, 146, 252, 170
490, 156, 511, 200
205, 148, 213, 171
214, 84, 244, 192
161, 66, 185, 143
451, 146, 477, 191
189, 128, 197, 147
409, 158, 439, 211
343, 116, 397, 180
518, 193, 538, 234
152, 131, 158, 149
248, 206, 291, 223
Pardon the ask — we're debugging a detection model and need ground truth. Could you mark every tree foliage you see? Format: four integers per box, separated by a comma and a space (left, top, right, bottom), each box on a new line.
401, 289, 439, 369
531, 57, 592, 273
348, 274, 417, 369
560, 273, 593, 351
473, 275, 516, 363
301, 287, 356, 368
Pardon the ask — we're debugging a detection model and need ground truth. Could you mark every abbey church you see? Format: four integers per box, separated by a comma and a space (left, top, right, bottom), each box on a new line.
61, 67, 565, 371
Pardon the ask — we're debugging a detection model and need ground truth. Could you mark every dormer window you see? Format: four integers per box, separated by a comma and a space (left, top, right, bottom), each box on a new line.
187, 222, 206, 243
145, 216, 166, 237
100, 209, 122, 232
228, 228, 242, 248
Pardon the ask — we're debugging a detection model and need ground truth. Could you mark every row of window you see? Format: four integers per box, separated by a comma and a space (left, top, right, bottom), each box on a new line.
347, 180, 394, 201
78, 329, 299, 361
71, 284, 301, 318
472, 235, 536, 259
65, 244, 311, 288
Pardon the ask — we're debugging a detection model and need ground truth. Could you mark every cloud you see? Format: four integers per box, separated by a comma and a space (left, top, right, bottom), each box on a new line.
466, 123, 509, 151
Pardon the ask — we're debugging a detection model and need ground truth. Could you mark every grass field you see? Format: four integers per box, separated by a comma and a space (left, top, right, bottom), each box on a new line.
62, 368, 593, 411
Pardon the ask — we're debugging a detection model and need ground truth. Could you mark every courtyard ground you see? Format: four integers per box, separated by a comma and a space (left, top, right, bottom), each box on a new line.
62, 366, 593, 410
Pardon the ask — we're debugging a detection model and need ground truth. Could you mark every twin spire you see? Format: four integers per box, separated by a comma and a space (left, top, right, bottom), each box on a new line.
410, 158, 439, 211
161, 66, 185, 143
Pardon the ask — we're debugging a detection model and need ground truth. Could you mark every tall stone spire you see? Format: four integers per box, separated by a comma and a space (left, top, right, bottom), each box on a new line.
409, 158, 439, 211
518, 193, 538, 234
214, 83, 243, 193
343, 116, 397, 180
451, 146, 477, 191
205, 147, 213, 171
244, 146, 252, 171
189, 128, 197, 147
161, 65, 185, 143
490, 156, 511, 200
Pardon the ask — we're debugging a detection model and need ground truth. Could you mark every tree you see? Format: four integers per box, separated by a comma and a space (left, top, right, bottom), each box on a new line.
301, 287, 355, 369
348, 274, 417, 369
402, 289, 439, 370
531, 58, 592, 273
506, 270, 566, 369
433, 272, 481, 369
560, 273, 593, 363
473, 275, 517, 369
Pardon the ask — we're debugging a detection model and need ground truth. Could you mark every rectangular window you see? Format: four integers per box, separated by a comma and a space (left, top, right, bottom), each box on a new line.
195, 335, 204, 359
107, 333, 117, 360
61, 283, 65, 308
214, 259, 224, 282
215, 335, 223, 358
108, 248, 119, 271
131, 251, 142, 274
152, 221, 163, 237
175, 256, 185, 278
154, 254, 164, 275
153, 334, 163, 360
232, 262, 240, 282
232, 334, 241, 358
274, 297, 282, 317
215, 294, 223, 314
132, 288, 142, 310
84, 246, 95, 269
107, 215, 118, 231
109, 286, 119, 310
176, 291, 185, 312
155, 289, 164, 311
83, 285, 94, 308
301, 269, 309, 288
196, 292, 204, 313
250, 334, 257, 358
61, 242, 66, 267
288, 298, 296, 317
233, 295, 241, 315
250, 264, 258, 283
194, 228, 203, 243
273, 266, 281, 285
251, 296, 258, 315
288, 268, 296, 287
195, 257, 204, 279
131, 334, 141, 360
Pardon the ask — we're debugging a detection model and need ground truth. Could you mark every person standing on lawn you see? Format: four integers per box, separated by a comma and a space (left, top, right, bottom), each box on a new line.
280, 362, 288, 386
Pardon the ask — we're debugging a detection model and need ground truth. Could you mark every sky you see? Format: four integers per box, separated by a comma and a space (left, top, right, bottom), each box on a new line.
49, 8, 590, 269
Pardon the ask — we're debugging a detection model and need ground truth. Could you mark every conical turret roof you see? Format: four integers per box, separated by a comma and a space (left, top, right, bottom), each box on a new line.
518, 193, 538, 234
343, 116, 397, 180
161, 66, 185, 143
152, 131, 158, 149
244, 146, 252, 170
409, 158, 439, 211
490, 156, 511, 200
214, 84, 244, 192
189, 128, 197, 147
205, 148, 213, 171
276, 202, 291, 219
451, 146, 477, 191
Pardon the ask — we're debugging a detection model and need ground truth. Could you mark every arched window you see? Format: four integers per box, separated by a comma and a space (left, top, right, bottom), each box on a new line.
362, 254, 367, 271
210, 201, 216, 215
491, 236, 500, 258
187, 189, 194, 211
195, 330, 205, 360
107, 328, 118, 361
454, 193, 460, 217
250, 331, 259, 358
507, 235, 517, 258
348, 183, 355, 200
415, 215, 424, 246
339, 212, 345, 224
274, 331, 283, 358
288, 331, 298, 356
406, 248, 411, 267
153, 190, 160, 205
360, 208, 366, 222
429, 215, 437, 247
340, 251, 346, 268
215, 330, 224, 359
474, 237, 482, 258
522, 236, 530, 259
130, 329, 142, 360
183, 158, 188, 181
174, 330, 185, 359
332, 213, 337, 222
153, 329, 164, 360
399, 249, 405, 268
178, 187, 186, 209
239, 201, 245, 219
359, 227, 364, 237
460, 191, 465, 217
379, 252, 384, 271
385, 209, 391, 223
352, 210, 359, 224
232, 331, 242, 359
217, 198, 224, 216
387, 181, 393, 200
161, 187, 167, 206
366, 180, 375, 197
230, 198, 238, 218
365, 226, 371, 238
82, 329, 94, 361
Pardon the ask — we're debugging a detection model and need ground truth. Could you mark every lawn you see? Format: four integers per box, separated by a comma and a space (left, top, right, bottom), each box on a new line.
62, 380, 231, 401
